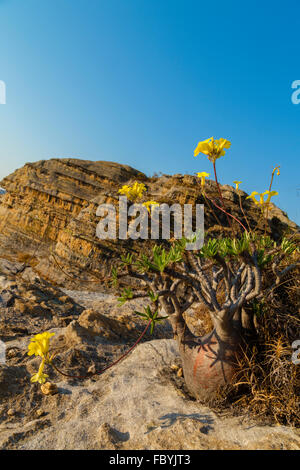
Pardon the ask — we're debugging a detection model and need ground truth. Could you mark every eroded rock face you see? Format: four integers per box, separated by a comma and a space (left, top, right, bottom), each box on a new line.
0, 158, 297, 288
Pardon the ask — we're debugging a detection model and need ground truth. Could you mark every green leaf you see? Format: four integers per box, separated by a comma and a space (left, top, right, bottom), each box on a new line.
134, 305, 168, 334
118, 288, 134, 305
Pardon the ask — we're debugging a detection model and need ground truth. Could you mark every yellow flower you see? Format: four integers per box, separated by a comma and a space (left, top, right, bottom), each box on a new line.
142, 201, 160, 214
197, 172, 210, 188
28, 331, 55, 359
118, 182, 146, 202
28, 332, 55, 385
194, 137, 231, 163
30, 371, 49, 384
233, 180, 242, 190
246, 191, 260, 205
30, 358, 49, 384
259, 191, 269, 205
272, 166, 280, 176
246, 190, 278, 207
259, 190, 278, 206
264, 190, 278, 204
194, 138, 213, 157
118, 184, 130, 197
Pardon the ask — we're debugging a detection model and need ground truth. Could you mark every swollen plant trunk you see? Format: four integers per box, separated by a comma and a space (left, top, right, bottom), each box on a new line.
175, 320, 241, 402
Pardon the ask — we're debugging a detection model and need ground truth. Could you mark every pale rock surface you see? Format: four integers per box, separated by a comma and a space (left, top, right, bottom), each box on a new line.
0, 339, 299, 450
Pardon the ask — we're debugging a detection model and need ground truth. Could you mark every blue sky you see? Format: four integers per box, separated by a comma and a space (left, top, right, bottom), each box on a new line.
0, 0, 299, 223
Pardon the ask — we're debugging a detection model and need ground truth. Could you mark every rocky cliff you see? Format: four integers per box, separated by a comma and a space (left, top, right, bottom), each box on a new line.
0, 158, 297, 288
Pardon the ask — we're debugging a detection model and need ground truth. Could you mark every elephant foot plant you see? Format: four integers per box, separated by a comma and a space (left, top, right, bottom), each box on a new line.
115, 232, 298, 402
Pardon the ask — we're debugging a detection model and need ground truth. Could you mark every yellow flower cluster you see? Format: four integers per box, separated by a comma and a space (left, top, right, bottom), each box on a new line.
28, 332, 54, 358
118, 182, 160, 213
246, 190, 278, 207
28, 332, 55, 384
118, 181, 146, 202
194, 137, 231, 163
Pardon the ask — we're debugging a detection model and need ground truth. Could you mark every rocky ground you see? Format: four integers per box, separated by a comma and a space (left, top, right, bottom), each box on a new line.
0, 259, 299, 450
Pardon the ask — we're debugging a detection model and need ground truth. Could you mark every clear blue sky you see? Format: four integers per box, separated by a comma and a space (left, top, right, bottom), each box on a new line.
0, 0, 299, 223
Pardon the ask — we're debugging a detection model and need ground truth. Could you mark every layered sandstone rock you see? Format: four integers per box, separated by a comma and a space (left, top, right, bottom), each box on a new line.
0, 158, 297, 288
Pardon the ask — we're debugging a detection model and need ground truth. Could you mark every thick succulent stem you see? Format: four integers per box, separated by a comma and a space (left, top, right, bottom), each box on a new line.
175, 317, 241, 402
